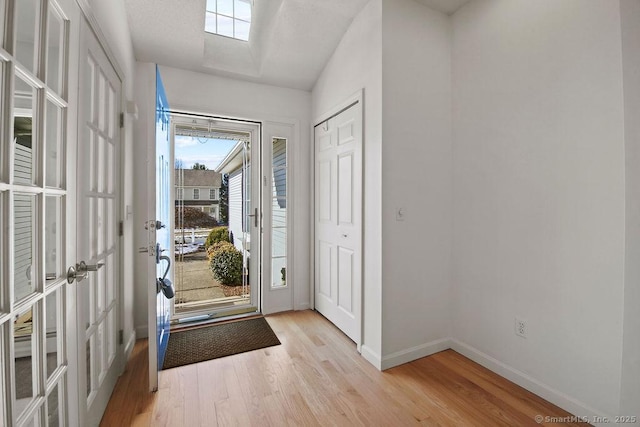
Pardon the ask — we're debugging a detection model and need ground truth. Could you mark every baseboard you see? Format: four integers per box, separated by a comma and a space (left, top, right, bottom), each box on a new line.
135, 325, 148, 339
450, 339, 610, 425
294, 302, 310, 311
124, 331, 136, 361
361, 345, 382, 370
381, 338, 452, 370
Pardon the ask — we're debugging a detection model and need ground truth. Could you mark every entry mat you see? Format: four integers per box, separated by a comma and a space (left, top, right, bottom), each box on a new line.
162, 317, 281, 369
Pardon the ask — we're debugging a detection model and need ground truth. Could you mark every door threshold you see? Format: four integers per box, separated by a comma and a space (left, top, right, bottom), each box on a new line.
170, 307, 260, 331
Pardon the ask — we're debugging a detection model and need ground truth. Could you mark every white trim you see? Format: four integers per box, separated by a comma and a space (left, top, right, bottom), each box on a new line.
361, 345, 382, 370
381, 338, 451, 370
450, 339, 610, 424
124, 331, 137, 361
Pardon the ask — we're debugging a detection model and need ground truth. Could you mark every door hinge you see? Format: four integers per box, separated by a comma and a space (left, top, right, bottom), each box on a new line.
119, 221, 124, 236
118, 329, 124, 345
120, 112, 125, 128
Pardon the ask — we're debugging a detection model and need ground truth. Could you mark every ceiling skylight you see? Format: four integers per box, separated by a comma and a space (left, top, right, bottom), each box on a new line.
205, 0, 252, 42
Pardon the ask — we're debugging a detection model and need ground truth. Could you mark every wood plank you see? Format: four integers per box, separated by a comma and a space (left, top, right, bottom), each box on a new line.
100, 310, 586, 427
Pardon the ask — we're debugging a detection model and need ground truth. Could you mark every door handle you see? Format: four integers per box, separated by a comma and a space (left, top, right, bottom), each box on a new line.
247, 208, 258, 227
67, 261, 104, 284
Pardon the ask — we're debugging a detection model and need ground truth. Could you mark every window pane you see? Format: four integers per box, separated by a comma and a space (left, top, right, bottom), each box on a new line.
271, 138, 287, 288
217, 14, 233, 38
45, 99, 62, 188
13, 76, 37, 186
206, 0, 215, 13
0, 0, 6, 49
47, 381, 61, 427
14, 0, 39, 74
234, 19, 250, 41
14, 193, 36, 302
46, 5, 64, 96
217, 0, 233, 17
45, 289, 60, 379
234, 0, 251, 21
13, 305, 35, 418
205, 11, 216, 33
45, 196, 62, 282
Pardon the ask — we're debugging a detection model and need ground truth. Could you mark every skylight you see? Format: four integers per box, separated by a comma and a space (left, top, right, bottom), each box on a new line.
205, 0, 252, 42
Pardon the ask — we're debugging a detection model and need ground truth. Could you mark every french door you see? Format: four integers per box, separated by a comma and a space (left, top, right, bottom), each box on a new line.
0, 0, 72, 425
75, 17, 123, 427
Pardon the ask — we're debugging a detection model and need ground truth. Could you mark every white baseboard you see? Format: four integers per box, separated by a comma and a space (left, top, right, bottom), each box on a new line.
294, 302, 310, 311
136, 325, 148, 339
381, 338, 452, 370
124, 331, 136, 361
361, 345, 382, 370
450, 339, 610, 425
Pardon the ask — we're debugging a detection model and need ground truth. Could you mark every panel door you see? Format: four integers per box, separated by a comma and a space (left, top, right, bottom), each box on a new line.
0, 0, 73, 425
314, 102, 362, 343
76, 18, 123, 427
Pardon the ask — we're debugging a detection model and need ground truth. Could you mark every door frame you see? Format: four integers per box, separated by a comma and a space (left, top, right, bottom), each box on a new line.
167, 111, 263, 322
73, 1, 128, 425
311, 89, 364, 350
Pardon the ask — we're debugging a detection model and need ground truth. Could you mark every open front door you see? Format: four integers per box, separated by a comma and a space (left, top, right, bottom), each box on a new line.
147, 66, 173, 391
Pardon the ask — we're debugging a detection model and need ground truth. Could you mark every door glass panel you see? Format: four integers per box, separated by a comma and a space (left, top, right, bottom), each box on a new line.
13, 76, 36, 186
0, 322, 5, 427
106, 253, 114, 306
13, 305, 35, 417
0, 0, 5, 49
45, 196, 62, 282
14, 0, 39, 74
46, 5, 64, 96
271, 138, 287, 288
47, 382, 61, 427
45, 289, 59, 379
14, 194, 36, 302
45, 100, 62, 188
85, 338, 91, 398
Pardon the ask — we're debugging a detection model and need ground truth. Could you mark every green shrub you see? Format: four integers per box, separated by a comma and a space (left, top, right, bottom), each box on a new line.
206, 241, 233, 261
210, 243, 243, 285
205, 226, 230, 248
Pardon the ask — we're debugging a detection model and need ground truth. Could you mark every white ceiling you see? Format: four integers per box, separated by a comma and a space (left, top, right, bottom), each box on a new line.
123, 0, 473, 91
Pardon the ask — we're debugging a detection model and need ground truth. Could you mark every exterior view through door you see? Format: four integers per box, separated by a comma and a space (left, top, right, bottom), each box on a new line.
314, 98, 363, 345
172, 115, 261, 322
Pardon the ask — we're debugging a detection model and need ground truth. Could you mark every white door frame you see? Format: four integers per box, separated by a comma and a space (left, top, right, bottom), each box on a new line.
311, 89, 364, 350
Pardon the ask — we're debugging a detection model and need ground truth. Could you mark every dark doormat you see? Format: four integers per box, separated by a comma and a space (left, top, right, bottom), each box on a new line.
162, 317, 280, 370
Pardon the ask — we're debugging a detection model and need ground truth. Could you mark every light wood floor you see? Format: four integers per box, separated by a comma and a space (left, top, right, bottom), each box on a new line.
100, 310, 585, 426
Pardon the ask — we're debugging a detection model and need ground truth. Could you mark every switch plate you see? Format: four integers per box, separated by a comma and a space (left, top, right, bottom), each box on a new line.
396, 207, 405, 221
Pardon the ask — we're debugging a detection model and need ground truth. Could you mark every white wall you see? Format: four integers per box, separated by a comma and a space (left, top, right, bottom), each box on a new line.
620, 0, 640, 417
133, 64, 312, 335
312, 0, 383, 366
380, 0, 452, 367
452, 0, 626, 417
89, 0, 138, 355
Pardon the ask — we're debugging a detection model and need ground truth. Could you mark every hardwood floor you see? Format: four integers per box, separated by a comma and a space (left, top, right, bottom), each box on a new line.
100, 310, 585, 426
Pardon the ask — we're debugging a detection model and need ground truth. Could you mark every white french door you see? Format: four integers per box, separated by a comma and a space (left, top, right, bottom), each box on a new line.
0, 0, 72, 425
75, 17, 123, 427
314, 99, 363, 345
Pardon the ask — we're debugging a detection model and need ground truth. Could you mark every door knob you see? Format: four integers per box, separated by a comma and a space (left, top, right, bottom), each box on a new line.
67, 261, 104, 284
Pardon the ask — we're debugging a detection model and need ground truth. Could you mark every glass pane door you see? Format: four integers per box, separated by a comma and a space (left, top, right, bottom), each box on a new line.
0, 0, 70, 425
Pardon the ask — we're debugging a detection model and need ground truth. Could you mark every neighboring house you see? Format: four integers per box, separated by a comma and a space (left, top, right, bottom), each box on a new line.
215, 141, 248, 252
175, 169, 222, 221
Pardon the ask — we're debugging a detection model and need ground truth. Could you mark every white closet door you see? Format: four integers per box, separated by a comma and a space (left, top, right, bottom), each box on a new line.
314, 101, 362, 344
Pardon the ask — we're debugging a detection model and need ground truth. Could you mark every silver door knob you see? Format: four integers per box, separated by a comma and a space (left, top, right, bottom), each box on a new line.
67, 261, 104, 284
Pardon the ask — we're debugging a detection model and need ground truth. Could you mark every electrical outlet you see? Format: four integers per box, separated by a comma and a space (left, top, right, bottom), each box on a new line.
515, 317, 527, 338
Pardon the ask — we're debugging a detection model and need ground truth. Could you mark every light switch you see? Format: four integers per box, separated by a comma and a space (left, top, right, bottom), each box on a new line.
396, 207, 405, 222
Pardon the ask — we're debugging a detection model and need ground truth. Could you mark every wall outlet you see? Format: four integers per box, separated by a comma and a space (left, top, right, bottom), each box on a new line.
515, 317, 527, 338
